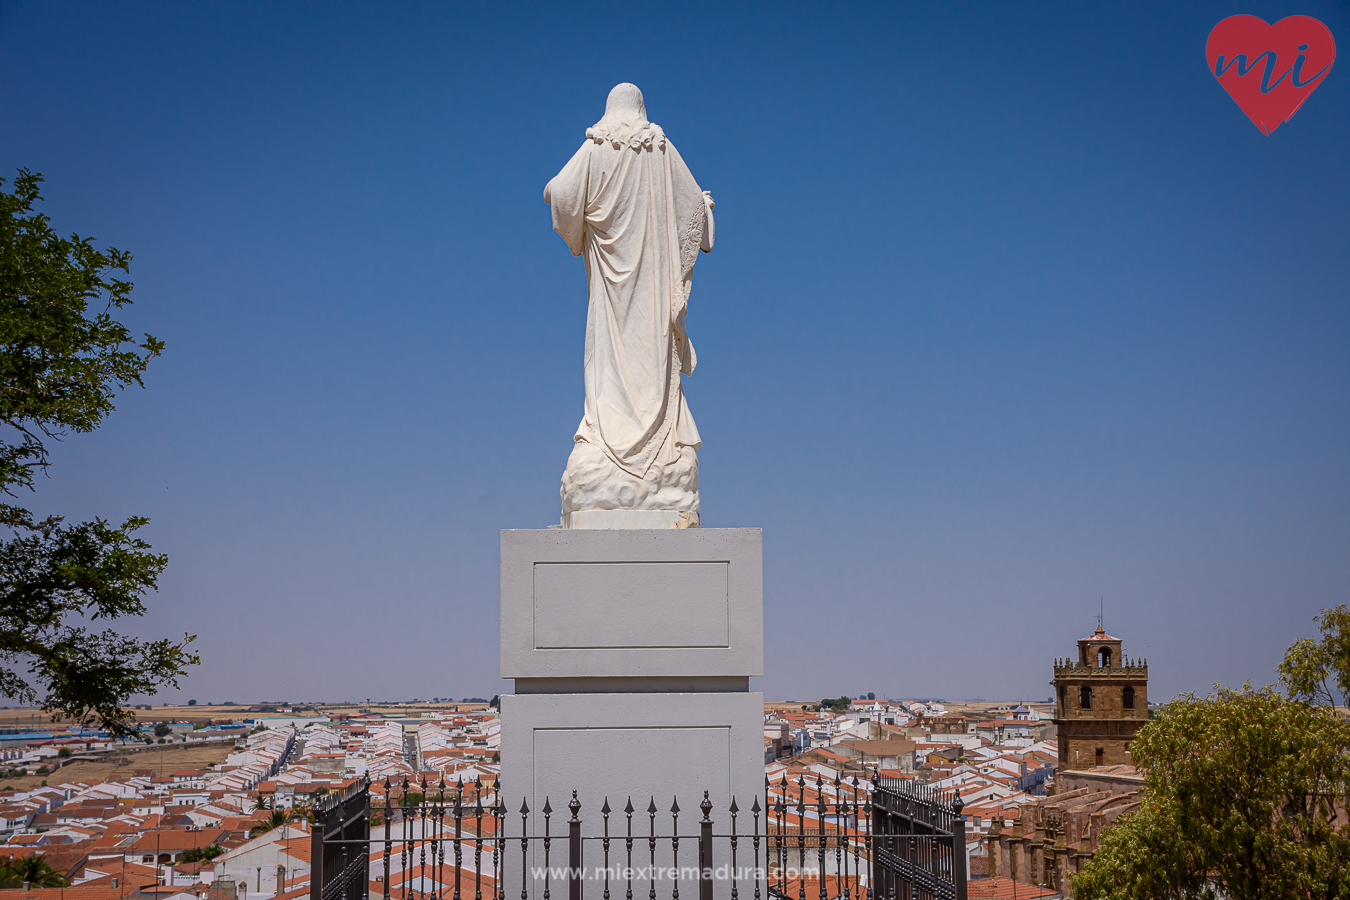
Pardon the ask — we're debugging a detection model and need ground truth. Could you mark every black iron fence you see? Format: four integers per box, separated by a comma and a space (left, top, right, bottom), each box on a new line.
868, 778, 966, 900
312, 779, 371, 900
310, 773, 965, 900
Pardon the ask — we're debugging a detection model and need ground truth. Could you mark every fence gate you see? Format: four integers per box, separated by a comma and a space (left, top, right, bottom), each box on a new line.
311, 779, 371, 900
870, 780, 966, 900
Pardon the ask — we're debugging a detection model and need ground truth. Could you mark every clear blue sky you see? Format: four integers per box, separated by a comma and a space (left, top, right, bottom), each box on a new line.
2, 2, 1347, 705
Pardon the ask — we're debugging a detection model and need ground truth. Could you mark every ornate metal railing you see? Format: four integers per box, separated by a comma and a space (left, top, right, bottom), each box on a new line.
310, 773, 965, 900
312, 778, 371, 900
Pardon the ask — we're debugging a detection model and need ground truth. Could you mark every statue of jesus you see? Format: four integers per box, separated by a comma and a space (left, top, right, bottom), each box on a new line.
545, 83, 715, 528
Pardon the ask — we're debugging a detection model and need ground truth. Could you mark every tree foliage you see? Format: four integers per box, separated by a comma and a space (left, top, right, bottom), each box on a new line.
182, 844, 223, 863
0, 170, 196, 737
1073, 685, 1350, 900
250, 807, 294, 836
0, 855, 67, 888
1279, 603, 1350, 708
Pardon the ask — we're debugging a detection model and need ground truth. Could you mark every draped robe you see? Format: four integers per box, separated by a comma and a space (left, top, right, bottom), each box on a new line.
545, 121, 713, 482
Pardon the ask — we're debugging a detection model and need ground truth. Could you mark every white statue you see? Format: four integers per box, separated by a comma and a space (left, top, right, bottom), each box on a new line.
545, 83, 715, 529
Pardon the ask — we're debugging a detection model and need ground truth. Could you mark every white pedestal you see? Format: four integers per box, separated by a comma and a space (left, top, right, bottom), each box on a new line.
499, 527, 765, 857
500, 691, 764, 831
561, 508, 698, 529
501, 528, 763, 681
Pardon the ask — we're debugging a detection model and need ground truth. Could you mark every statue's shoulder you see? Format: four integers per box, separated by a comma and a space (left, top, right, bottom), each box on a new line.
584, 121, 667, 151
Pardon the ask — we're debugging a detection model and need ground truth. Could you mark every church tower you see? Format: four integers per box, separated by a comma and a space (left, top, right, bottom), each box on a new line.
1051, 623, 1148, 770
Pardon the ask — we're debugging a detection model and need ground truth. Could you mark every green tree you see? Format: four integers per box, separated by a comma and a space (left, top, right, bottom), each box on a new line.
249, 808, 293, 836
182, 844, 223, 864
1278, 603, 1350, 707
0, 855, 68, 888
56, 747, 71, 758
1073, 685, 1350, 900
154, 722, 171, 737
0, 170, 196, 738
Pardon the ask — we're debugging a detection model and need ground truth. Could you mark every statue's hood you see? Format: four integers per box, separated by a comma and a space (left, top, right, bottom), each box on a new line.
586, 82, 666, 149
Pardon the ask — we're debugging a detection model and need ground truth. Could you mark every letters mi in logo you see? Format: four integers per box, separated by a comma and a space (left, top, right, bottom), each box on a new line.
1207, 15, 1336, 135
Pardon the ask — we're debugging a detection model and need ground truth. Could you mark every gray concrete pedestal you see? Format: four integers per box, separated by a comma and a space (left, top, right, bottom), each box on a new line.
499, 527, 764, 846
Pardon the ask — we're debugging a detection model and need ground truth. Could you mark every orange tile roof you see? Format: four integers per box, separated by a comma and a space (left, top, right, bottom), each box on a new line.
0, 890, 129, 900
966, 877, 1058, 898
125, 829, 227, 852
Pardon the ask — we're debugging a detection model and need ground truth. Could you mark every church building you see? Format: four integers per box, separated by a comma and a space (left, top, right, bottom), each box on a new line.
1051, 623, 1149, 769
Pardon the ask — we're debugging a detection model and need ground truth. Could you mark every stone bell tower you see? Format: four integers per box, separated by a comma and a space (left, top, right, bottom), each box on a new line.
1051, 623, 1148, 770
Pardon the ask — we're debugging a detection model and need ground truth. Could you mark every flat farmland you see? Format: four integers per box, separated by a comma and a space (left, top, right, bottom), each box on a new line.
2, 741, 234, 792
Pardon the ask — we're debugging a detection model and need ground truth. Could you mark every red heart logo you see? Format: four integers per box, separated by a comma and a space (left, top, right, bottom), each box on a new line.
1206, 15, 1336, 135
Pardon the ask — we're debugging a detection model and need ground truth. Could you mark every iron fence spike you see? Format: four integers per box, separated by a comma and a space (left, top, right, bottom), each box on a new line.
624, 797, 635, 815
601, 798, 612, 816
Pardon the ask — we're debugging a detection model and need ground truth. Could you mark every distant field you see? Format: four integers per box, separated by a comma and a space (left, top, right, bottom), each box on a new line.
763, 699, 1056, 718
0, 700, 494, 731
3, 741, 234, 791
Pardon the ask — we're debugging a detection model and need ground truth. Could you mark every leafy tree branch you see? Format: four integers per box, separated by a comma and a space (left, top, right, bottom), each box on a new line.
0, 169, 195, 737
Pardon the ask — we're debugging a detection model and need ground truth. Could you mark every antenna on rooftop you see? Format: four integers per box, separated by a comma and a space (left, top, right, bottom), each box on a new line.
1098, 597, 1104, 631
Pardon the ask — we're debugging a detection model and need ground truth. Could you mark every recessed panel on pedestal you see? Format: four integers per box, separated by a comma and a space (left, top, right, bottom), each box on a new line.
502, 528, 763, 679
534, 561, 729, 649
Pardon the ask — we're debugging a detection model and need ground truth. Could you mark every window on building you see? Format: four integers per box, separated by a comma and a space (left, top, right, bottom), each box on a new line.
1079, 686, 1092, 709
1098, 647, 1113, 667
1058, 685, 1066, 713
1123, 686, 1135, 709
